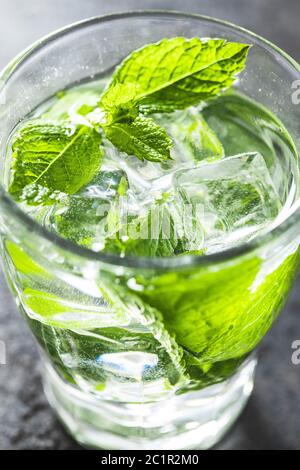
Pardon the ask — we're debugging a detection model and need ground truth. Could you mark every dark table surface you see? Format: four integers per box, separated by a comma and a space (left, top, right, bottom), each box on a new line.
1, 0, 300, 450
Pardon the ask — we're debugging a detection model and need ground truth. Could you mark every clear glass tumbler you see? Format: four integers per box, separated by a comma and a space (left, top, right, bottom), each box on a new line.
0, 12, 300, 450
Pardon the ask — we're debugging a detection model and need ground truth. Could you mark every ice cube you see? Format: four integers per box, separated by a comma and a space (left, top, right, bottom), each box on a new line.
48, 170, 128, 247
96, 351, 158, 382
173, 152, 282, 253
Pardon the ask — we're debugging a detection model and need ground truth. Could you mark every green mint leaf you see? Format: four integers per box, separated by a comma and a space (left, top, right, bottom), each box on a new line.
98, 272, 188, 385
104, 115, 172, 162
9, 121, 103, 203
137, 250, 300, 366
101, 37, 250, 114
22, 288, 129, 330
103, 210, 189, 258
102, 191, 205, 258
187, 113, 224, 161
156, 108, 224, 162
5, 240, 51, 279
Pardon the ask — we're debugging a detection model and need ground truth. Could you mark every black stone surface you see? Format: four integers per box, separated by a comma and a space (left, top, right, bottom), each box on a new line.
0, 0, 300, 450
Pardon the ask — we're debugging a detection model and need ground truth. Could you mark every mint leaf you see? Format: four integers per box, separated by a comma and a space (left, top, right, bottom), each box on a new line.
156, 108, 224, 162
28, 316, 182, 388
188, 114, 224, 161
9, 121, 103, 202
5, 240, 51, 279
104, 115, 172, 162
22, 288, 129, 330
101, 38, 250, 114
137, 250, 300, 364
97, 249, 300, 389
101, 188, 205, 257
103, 204, 193, 257
98, 272, 188, 384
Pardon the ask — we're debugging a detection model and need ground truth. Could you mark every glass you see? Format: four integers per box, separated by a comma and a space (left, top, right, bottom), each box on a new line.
0, 12, 300, 450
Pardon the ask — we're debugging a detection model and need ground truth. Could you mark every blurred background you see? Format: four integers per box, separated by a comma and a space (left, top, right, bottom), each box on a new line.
0, 0, 300, 450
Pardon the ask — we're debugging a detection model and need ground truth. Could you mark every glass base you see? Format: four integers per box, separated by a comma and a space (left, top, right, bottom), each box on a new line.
42, 357, 257, 450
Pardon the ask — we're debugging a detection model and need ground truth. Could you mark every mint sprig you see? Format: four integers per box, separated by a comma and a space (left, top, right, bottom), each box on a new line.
8, 37, 250, 203
100, 37, 249, 160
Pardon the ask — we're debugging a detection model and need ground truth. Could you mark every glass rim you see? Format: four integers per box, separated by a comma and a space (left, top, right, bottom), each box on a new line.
1, 9, 300, 270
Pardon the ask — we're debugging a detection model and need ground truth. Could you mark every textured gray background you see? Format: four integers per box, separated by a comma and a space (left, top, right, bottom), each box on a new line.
0, 0, 300, 450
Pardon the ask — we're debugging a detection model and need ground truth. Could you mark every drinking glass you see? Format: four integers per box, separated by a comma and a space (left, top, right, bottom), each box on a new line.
0, 12, 300, 450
